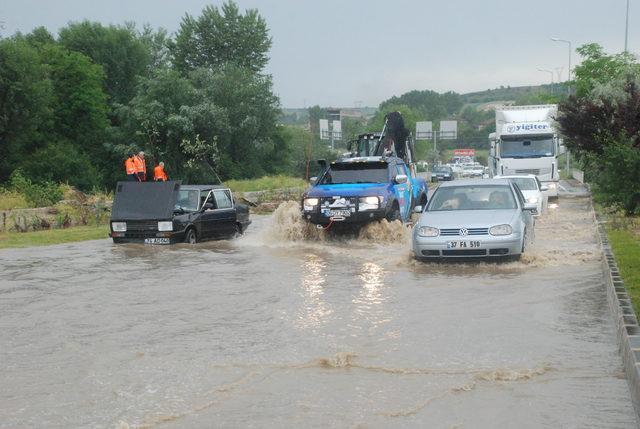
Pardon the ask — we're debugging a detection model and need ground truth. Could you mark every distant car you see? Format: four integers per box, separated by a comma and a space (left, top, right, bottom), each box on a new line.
494, 174, 548, 216
461, 164, 484, 178
110, 182, 251, 244
431, 165, 454, 181
412, 179, 536, 259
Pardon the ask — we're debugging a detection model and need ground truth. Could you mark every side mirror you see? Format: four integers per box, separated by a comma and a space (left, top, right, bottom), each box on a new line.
395, 174, 408, 184
309, 176, 318, 185
523, 202, 537, 212
202, 202, 214, 211
413, 205, 423, 213
540, 185, 549, 192
558, 144, 566, 155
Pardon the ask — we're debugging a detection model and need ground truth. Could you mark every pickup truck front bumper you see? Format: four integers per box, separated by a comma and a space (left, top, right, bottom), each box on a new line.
303, 209, 389, 226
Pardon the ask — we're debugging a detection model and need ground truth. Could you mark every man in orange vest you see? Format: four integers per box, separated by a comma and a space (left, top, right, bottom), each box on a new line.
133, 151, 146, 182
124, 153, 137, 181
154, 162, 169, 181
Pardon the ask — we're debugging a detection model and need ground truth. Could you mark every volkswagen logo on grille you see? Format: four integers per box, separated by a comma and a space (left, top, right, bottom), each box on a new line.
459, 228, 469, 236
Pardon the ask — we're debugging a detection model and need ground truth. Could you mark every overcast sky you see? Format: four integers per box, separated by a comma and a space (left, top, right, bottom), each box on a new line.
2, 0, 638, 107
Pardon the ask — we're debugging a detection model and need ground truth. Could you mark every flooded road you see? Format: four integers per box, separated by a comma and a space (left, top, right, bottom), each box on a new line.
0, 195, 637, 428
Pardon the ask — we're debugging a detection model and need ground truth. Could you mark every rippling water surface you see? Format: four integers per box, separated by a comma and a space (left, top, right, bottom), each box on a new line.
0, 197, 636, 428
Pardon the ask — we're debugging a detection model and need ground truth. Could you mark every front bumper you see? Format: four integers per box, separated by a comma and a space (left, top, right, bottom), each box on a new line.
109, 230, 185, 244
542, 182, 559, 197
412, 234, 522, 258
303, 208, 387, 226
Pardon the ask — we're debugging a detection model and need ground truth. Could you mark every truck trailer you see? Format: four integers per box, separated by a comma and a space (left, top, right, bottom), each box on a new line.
489, 105, 565, 197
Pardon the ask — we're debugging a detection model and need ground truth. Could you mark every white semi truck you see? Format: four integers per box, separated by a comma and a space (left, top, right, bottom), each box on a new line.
489, 104, 565, 197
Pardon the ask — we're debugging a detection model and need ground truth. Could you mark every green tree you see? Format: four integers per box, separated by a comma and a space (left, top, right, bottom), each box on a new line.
0, 38, 53, 182
173, 1, 271, 73
188, 65, 280, 179
573, 43, 639, 98
59, 21, 151, 104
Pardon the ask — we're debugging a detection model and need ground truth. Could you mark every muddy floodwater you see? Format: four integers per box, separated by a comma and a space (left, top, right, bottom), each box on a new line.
0, 196, 637, 428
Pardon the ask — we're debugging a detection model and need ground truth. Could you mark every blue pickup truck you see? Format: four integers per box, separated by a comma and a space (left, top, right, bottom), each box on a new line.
301, 155, 428, 226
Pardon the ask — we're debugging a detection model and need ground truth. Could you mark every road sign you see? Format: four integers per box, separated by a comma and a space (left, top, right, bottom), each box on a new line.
319, 119, 329, 140
332, 120, 342, 140
416, 121, 433, 140
439, 120, 457, 140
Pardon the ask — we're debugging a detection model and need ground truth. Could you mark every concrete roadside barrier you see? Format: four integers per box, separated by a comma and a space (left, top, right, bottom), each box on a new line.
597, 217, 640, 419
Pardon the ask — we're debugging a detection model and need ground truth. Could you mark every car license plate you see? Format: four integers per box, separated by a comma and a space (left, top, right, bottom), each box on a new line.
144, 238, 170, 245
328, 209, 351, 217
446, 240, 481, 249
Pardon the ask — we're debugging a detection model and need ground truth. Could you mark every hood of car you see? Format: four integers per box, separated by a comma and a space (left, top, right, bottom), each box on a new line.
419, 209, 519, 229
111, 181, 180, 220
306, 183, 389, 198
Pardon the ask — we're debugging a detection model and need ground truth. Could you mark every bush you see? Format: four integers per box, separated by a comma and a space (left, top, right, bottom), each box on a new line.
9, 170, 63, 207
19, 141, 102, 191
584, 138, 640, 214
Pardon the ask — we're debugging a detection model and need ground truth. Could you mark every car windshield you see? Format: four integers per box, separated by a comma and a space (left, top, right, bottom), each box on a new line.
501, 136, 554, 158
428, 185, 517, 211
433, 166, 450, 173
320, 163, 388, 184
508, 177, 538, 191
174, 189, 200, 212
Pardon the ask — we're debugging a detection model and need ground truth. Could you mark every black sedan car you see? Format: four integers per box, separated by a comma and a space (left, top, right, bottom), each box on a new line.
109, 181, 251, 244
431, 165, 454, 181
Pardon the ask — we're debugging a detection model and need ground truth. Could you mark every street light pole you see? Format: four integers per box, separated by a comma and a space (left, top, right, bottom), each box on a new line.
551, 38, 572, 95
537, 68, 554, 84
625, 0, 630, 52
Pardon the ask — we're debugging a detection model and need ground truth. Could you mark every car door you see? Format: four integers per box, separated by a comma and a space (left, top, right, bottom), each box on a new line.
513, 184, 533, 242
211, 189, 236, 237
198, 190, 218, 239
394, 163, 411, 220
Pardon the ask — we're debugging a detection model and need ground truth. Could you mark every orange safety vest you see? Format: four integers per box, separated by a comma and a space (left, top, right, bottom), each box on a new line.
133, 156, 146, 178
154, 165, 168, 181
125, 157, 136, 175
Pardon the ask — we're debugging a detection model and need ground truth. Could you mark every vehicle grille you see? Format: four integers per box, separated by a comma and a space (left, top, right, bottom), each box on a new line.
126, 220, 158, 231
439, 228, 489, 236
442, 249, 487, 256
515, 169, 540, 175
320, 196, 357, 208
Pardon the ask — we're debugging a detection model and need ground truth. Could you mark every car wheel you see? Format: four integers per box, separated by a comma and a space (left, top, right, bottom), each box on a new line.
386, 204, 401, 222
184, 228, 197, 244
231, 223, 242, 239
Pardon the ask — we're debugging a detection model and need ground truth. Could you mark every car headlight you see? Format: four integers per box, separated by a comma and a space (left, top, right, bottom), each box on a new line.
303, 198, 319, 211
359, 196, 380, 211
527, 197, 539, 204
489, 224, 513, 236
417, 226, 439, 237
547, 183, 557, 189
158, 221, 173, 232
111, 222, 127, 232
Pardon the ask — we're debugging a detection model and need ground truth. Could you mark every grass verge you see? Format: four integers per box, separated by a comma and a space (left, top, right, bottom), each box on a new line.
0, 225, 109, 249
606, 226, 640, 318
226, 175, 307, 193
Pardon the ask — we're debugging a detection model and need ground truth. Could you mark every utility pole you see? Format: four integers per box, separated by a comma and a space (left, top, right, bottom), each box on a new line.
625, 0, 630, 52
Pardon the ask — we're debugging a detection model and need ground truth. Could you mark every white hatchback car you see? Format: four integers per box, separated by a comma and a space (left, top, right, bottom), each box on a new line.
493, 174, 548, 216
